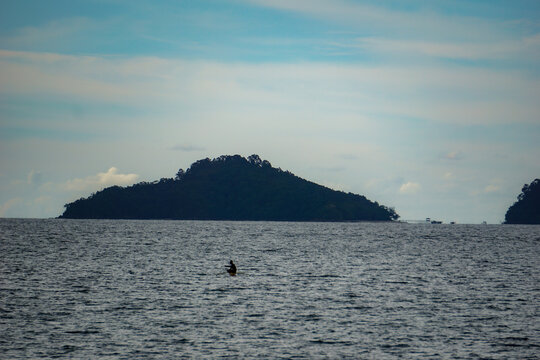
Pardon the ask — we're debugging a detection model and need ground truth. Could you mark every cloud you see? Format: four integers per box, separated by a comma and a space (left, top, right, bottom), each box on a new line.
63, 167, 139, 192
355, 35, 540, 62
0, 17, 115, 55
484, 184, 501, 193
443, 151, 464, 161
484, 179, 504, 193
27, 170, 43, 185
0, 198, 23, 217
169, 144, 206, 152
399, 182, 421, 194
243, 1, 540, 66
243, 0, 511, 42
1, 50, 539, 127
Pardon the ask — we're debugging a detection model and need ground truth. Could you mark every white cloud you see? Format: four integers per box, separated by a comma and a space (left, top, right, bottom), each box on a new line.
27, 170, 43, 185
399, 182, 421, 194
169, 144, 206, 152
244, 1, 540, 65
0, 18, 96, 49
1, 50, 539, 127
243, 0, 509, 41
0, 2, 537, 224
443, 151, 464, 161
484, 184, 501, 193
0, 198, 23, 217
355, 35, 540, 61
63, 167, 139, 192
484, 179, 504, 194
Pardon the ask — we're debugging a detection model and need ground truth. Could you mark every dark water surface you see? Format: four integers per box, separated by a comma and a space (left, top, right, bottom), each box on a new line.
1, 219, 539, 359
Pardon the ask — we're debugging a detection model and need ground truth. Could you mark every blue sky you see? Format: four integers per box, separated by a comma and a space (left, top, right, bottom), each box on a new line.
1, 0, 539, 223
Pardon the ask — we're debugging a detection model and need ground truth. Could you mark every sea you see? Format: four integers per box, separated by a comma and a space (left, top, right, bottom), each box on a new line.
1, 219, 539, 359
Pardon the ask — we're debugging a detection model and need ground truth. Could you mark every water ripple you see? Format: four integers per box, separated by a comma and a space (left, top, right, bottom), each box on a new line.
0, 219, 539, 358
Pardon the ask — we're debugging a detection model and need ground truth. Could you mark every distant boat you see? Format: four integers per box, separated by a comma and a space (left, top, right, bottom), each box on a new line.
226, 260, 237, 276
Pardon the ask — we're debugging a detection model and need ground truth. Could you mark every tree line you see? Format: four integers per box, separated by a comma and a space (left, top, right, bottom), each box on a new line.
60, 154, 399, 221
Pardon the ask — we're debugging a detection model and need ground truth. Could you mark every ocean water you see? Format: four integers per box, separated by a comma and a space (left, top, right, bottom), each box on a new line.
1, 219, 539, 359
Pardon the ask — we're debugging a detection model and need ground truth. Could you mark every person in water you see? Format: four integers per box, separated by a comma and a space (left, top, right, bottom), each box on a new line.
226, 260, 237, 274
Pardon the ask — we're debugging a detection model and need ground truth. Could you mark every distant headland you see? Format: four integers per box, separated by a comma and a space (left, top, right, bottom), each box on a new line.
504, 178, 540, 224
59, 154, 399, 221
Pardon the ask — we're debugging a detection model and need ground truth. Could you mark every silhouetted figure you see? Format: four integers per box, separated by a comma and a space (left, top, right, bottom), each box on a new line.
226, 260, 237, 275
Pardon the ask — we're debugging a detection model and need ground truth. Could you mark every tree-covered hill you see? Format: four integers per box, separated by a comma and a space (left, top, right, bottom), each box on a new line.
59, 154, 399, 221
504, 179, 540, 224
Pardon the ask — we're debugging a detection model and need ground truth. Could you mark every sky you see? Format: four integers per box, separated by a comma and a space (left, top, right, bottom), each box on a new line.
1, 0, 539, 223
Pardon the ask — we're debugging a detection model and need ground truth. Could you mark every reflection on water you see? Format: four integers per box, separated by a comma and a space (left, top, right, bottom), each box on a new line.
1, 219, 539, 358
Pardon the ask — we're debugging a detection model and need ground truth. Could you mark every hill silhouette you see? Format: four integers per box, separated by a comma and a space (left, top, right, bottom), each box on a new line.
59, 154, 399, 221
504, 178, 540, 224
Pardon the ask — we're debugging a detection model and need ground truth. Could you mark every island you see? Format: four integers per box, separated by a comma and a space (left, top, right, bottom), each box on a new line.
504, 178, 540, 224
59, 154, 399, 221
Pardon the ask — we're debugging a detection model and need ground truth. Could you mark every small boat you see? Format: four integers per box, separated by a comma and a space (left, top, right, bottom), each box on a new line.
227, 268, 236, 276
226, 260, 237, 276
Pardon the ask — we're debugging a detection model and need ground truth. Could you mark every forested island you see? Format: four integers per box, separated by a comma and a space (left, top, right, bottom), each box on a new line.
504, 179, 540, 224
59, 154, 399, 221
